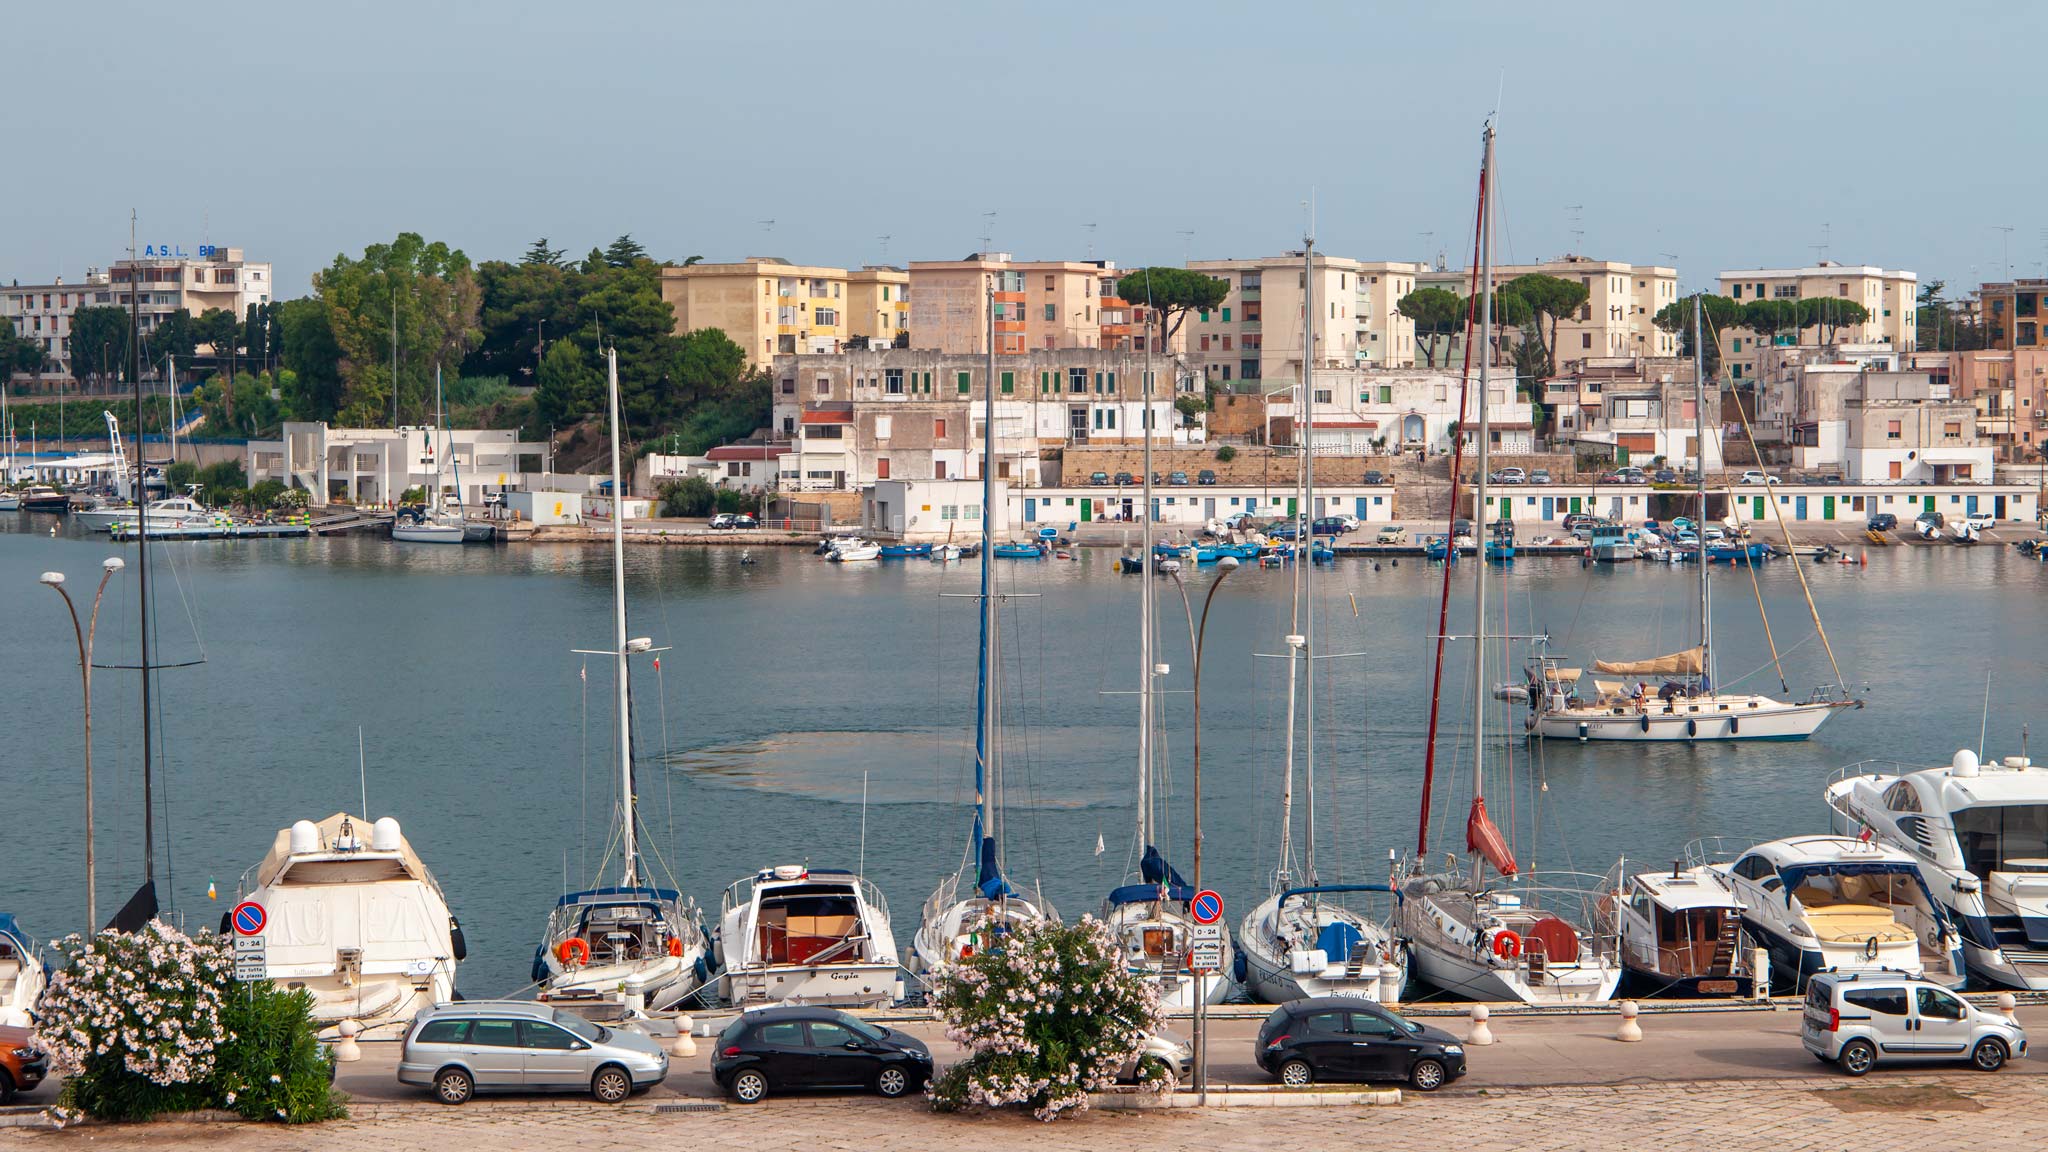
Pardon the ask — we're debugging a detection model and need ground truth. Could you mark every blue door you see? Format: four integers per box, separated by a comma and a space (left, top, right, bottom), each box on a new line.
1542, 496, 1554, 521
1356, 497, 1368, 519
1795, 496, 1807, 520
1024, 497, 1037, 521
1966, 494, 1979, 515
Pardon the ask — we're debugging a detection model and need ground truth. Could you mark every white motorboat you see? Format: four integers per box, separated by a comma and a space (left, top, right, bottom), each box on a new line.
1240, 243, 1404, 1005
1828, 748, 2048, 990
1600, 861, 1756, 998
911, 306, 1056, 980
532, 350, 711, 1011
0, 914, 48, 1027
75, 491, 217, 533
0, 491, 21, 512
1711, 834, 1965, 993
231, 813, 465, 1034
714, 865, 902, 1008
829, 542, 881, 562
1397, 124, 1621, 1007
930, 543, 962, 562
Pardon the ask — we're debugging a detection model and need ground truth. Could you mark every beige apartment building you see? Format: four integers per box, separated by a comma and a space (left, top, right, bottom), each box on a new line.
658, 258, 908, 367
1184, 254, 1422, 388
905, 253, 1137, 356
1977, 278, 2048, 352
1415, 255, 1679, 372
2, 246, 274, 381
1715, 263, 1918, 382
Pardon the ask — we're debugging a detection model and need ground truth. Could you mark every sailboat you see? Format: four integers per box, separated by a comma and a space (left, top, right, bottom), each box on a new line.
531, 349, 711, 1011
1397, 122, 1621, 1005
1102, 296, 1234, 1010
1239, 237, 1406, 1005
1521, 299, 1859, 742
912, 277, 1055, 979
392, 366, 466, 543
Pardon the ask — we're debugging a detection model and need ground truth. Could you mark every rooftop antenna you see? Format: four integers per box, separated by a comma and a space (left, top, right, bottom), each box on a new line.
1996, 225, 2015, 280
877, 234, 891, 262
1178, 230, 1195, 265
980, 211, 997, 253
1084, 222, 1098, 260
756, 219, 775, 235
1566, 205, 1584, 255
1811, 222, 1831, 266
358, 725, 368, 819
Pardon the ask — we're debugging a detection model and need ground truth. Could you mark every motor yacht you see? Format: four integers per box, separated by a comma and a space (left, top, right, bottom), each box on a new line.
1601, 861, 1756, 997
1828, 748, 2048, 990
0, 915, 48, 1027
73, 491, 216, 533
231, 814, 465, 1034
714, 865, 902, 1008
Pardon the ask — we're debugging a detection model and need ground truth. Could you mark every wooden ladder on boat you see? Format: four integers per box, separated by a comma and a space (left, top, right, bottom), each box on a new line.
1709, 916, 1742, 974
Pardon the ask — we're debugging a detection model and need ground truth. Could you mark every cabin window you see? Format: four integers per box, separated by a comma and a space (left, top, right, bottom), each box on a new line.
1882, 782, 1921, 813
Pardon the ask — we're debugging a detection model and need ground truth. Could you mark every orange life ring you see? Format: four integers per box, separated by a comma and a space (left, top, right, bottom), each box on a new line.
1492, 930, 1522, 960
668, 937, 683, 958
557, 937, 591, 966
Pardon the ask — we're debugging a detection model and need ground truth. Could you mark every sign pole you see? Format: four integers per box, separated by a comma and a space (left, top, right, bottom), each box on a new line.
1188, 889, 1223, 1103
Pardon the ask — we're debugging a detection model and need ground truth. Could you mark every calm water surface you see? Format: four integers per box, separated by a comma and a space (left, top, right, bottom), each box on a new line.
4, 514, 2045, 996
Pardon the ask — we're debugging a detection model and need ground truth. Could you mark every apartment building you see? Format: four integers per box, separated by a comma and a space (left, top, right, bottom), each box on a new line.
1747, 342, 1899, 456
1842, 371, 1990, 484
905, 253, 1131, 355
1977, 279, 2048, 352
244, 421, 547, 506
1184, 254, 1422, 387
767, 348, 1183, 492
1542, 357, 1720, 469
1716, 263, 1918, 382
657, 258, 908, 367
1943, 348, 2048, 461
3, 246, 273, 379
1264, 366, 1534, 456
1415, 255, 1679, 372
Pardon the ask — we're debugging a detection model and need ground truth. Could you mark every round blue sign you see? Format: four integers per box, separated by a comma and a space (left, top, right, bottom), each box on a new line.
1191, 889, 1223, 924
231, 901, 267, 936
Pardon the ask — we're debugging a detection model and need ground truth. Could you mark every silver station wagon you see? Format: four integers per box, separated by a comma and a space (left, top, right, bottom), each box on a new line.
399, 1000, 669, 1104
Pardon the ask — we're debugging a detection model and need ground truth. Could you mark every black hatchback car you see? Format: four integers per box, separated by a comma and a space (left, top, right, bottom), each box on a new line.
1257, 997, 1466, 1091
1867, 512, 1898, 532
713, 1007, 933, 1103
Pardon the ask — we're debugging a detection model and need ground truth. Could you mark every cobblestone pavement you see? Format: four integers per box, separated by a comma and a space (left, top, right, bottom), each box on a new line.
6, 1075, 2044, 1152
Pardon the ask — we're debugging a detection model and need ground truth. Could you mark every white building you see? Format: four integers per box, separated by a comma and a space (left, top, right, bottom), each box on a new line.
864, 478, 1011, 541
245, 422, 548, 507
1842, 373, 1993, 485
1266, 367, 1535, 455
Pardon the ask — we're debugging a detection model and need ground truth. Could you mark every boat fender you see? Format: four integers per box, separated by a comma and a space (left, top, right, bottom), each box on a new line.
668, 937, 684, 958
1491, 930, 1522, 960
1729, 716, 1739, 735
219, 910, 234, 935
1864, 936, 1880, 961
1578, 723, 1589, 742
557, 937, 591, 967
1640, 714, 1651, 733
449, 916, 468, 961
1686, 718, 1697, 737
695, 955, 712, 986
1232, 948, 1249, 985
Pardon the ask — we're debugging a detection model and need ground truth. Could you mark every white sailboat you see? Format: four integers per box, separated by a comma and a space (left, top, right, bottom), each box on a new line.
1398, 122, 1621, 1005
1240, 235, 1406, 1005
232, 813, 464, 1033
913, 277, 1055, 980
1522, 300, 1857, 742
392, 366, 467, 544
532, 349, 711, 1011
1102, 284, 1233, 1011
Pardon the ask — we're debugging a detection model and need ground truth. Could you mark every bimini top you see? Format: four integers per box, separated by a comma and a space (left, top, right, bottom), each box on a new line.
555, 886, 682, 908
0, 913, 34, 955
1279, 883, 1397, 904
256, 813, 429, 888
1107, 883, 1195, 906
753, 866, 857, 883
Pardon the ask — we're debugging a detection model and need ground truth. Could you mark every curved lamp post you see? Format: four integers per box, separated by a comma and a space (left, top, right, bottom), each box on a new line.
41, 557, 124, 934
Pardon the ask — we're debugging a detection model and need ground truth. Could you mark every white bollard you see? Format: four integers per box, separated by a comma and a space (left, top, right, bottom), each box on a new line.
1752, 947, 1772, 1001
1998, 992, 2018, 1016
1466, 1003, 1495, 1046
671, 1014, 698, 1057
333, 1019, 362, 1062
1615, 1000, 1642, 1043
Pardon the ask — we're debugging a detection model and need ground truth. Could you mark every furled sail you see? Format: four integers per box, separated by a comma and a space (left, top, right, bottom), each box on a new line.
1466, 797, 1518, 877
1593, 647, 1703, 676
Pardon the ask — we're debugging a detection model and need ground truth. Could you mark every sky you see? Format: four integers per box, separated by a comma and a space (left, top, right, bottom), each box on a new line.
7, 1, 2042, 300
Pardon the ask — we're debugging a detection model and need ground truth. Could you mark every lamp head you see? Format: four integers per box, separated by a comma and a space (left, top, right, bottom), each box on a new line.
1218, 556, 1241, 571
102, 557, 125, 572
38, 571, 65, 586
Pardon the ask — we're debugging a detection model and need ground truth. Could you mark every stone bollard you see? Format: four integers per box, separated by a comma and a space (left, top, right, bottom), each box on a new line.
334, 1019, 362, 1062
671, 1014, 698, 1057
1615, 1000, 1643, 1043
1466, 1003, 1495, 1046
1998, 992, 2018, 1015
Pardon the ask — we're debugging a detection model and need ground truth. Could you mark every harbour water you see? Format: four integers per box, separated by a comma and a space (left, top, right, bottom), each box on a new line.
4, 517, 2045, 998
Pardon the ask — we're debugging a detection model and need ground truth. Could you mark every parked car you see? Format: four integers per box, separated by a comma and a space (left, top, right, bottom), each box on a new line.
1802, 971, 2026, 1076
1563, 512, 1599, 535
1256, 997, 1466, 1091
1168, 471, 1190, 486
1362, 469, 1387, 485
1965, 511, 1997, 531
0, 1025, 48, 1104
1916, 510, 1947, 530
731, 513, 758, 529
1738, 470, 1779, 485
1622, 467, 1649, 485
709, 513, 739, 529
1867, 513, 1899, 532
1653, 468, 1678, 484
1113, 472, 1134, 485
1529, 468, 1552, 484
1224, 512, 1259, 530
1090, 471, 1111, 486
1452, 518, 1473, 538
1599, 470, 1627, 485
713, 1006, 933, 1103
1197, 469, 1218, 485
1266, 519, 1303, 541
1118, 1028, 1194, 1083
1311, 516, 1347, 536
1338, 514, 1363, 532
1489, 467, 1527, 485
1376, 524, 1406, 544
398, 1001, 669, 1105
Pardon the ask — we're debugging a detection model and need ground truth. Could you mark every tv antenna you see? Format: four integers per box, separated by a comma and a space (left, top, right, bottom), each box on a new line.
1565, 205, 1584, 255
1811, 222, 1831, 265
877, 234, 891, 262
980, 211, 997, 253
1178, 230, 1195, 264
756, 219, 776, 235
1995, 225, 2015, 280
1084, 222, 1098, 260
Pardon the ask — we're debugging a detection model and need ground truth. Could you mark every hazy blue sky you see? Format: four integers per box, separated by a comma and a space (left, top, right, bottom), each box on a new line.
9, 1, 2041, 298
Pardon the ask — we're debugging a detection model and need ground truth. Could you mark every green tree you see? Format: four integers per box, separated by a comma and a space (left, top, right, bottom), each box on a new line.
1115, 267, 1230, 351
195, 307, 241, 358
242, 301, 279, 371
522, 237, 568, 267
277, 297, 345, 421
530, 340, 602, 433
310, 232, 481, 426
1173, 391, 1208, 427
1654, 294, 1742, 378
1739, 298, 1800, 347
659, 475, 716, 517
1503, 273, 1590, 377
146, 309, 198, 369
67, 307, 130, 386
467, 258, 581, 381
604, 234, 649, 267
574, 257, 680, 433
1396, 287, 1466, 367
1798, 297, 1871, 344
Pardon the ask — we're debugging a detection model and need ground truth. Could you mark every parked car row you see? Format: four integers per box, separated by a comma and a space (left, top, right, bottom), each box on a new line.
1088, 470, 1220, 486
708, 513, 759, 530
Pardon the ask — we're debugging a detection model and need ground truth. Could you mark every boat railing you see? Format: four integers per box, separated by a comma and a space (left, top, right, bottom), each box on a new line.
859, 875, 891, 923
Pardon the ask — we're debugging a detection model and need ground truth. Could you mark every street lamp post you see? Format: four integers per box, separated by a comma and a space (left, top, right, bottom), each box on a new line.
1166, 553, 1240, 1100
40, 557, 125, 935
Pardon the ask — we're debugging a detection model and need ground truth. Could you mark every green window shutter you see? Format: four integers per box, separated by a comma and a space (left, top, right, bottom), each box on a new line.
1106, 371, 1116, 391
957, 371, 971, 395
1001, 371, 1014, 394
1222, 307, 1232, 322
1198, 310, 1208, 322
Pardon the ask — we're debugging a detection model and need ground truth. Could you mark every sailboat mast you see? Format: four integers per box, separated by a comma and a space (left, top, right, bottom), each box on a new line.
1692, 299, 1713, 688
974, 278, 997, 887
604, 348, 638, 886
130, 222, 155, 891
1300, 238, 1318, 884
1139, 289, 1155, 854
1470, 123, 1495, 854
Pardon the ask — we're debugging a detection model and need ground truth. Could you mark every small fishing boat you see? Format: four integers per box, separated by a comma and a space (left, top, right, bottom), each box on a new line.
830, 542, 882, 562
0, 491, 20, 512
878, 542, 933, 558
931, 543, 963, 562
16, 485, 69, 513
991, 541, 1043, 559
1590, 522, 1637, 562
1707, 541, 1770, 564
0, 914, 49, 1028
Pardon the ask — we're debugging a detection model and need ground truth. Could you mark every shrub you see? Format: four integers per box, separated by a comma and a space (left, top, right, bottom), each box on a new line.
247, 480, 286, 509
659, 476, 715, 518
211, 985, 345, 1123
399, 486, 427, 505
274, 486, 310, 510
1215, 445, 1237, 463
926, 916, 1160, 1121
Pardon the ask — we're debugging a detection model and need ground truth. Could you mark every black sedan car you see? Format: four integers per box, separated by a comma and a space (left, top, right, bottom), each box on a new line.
1867, 513, 1898, 532
1256, 997, 1465, 1091
713, 1007, 933, 1103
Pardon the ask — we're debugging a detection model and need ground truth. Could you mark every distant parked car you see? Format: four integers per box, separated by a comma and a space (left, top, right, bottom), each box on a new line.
1867, 513, 1898, 532
1257, 997, 1467, 1091
1267, 519, 1302, 541
1563, 512, 1598, 535
1168, 471, 1190, 486
1224, 512, 1259, 530
1362, 469, 1386, 486
1802, 971, 2026, 1077
1489, 467, 1527, 485
713, 1007, 934, 1103
1738, 470, 1778, 485
1113, 472, 1134, 485
1452, 518, 1473, 538
732, 513, 758, 529
709, 513, 739, 529
1197, 469, 1218, 485
399, 1001, 669, 1104
1091, 471, 1111, 486
1529, 468, 1552, 484
1965, 511, 1997, 531
1622, 467, 1649, 485
1376, 524, 1407, 544
1653, 468, 1678, 485
1312, 516, 1347, 536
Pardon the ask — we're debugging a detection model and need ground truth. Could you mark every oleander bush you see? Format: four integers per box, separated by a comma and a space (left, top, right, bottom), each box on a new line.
926, 915, 1161, 1121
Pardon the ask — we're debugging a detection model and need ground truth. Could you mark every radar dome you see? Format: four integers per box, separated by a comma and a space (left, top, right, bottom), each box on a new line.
290, 820, 320, 854
371, 817, 402, 852
1951, 749, 1981, 778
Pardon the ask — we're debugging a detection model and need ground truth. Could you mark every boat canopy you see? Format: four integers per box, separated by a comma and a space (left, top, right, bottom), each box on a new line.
1774, 859, 1936, 910
554, 885, 682, 908
1542, 666, 1583, 682
1108, 883, 1195, 906
1594, 647, 1704, 676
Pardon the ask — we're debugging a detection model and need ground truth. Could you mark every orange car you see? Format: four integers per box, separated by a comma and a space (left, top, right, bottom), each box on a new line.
0, 1024, 49, 1103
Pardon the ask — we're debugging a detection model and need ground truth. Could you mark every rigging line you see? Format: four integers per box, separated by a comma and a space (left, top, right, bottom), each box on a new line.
580, 658, 590, 887
656, 657, 674, 849
1705, 303, 1846, 688
1734, 530, 1790, 692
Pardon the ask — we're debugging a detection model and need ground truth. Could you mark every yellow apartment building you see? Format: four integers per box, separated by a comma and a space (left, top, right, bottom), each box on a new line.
1716, 262, 1917, 382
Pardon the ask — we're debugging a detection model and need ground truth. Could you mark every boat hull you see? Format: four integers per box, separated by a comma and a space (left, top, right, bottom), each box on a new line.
719, 962, 901, 1009
1529, 697, 1844, 742
542, 949, 708, 1011
1406, 936, 1619, 1004
1619, 959, 1754, 999
392, 522, 466, 544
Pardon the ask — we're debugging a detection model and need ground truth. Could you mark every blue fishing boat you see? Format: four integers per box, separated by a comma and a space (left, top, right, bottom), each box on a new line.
993, 541, 1043, 559
1424, 535, 1457, 562
1485, 520, 1515, 562
879, 542, 933, 558
1707, 541, 1769, 564
1152, 542, 1188, 558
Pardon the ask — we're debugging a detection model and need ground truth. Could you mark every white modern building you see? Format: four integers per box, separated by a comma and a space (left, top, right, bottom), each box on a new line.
245, 422, 548, 507
1265, 367, 1535, 455
864, 478, 1011, 541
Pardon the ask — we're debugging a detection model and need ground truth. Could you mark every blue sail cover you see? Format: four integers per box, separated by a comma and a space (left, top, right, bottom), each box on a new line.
1316, 920, 1364, 960
1141, 845, 1188, 889
977, 836, 1015, 900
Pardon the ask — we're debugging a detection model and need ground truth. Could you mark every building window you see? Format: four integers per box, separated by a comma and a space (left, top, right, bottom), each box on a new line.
1943, 421, 1961, 439
885, 369, 904, 395
1069, 368, 1087, 394
779, 378, 795, 395
815, 308, 837, 326
1044, 274, 1055, 291
957, 371, 971, 395
933, 418, 946, 439
816, 376, 830, 396
1582, 333, 1592, 348
878, 458, 891, 479
1887, 420, 1902, 440
1221, 307, 1231, 322
935, 460, 948, 479
1044, 303, 1056, 321
1000, 371, 1014, 394
1314, 388, 1332, 404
